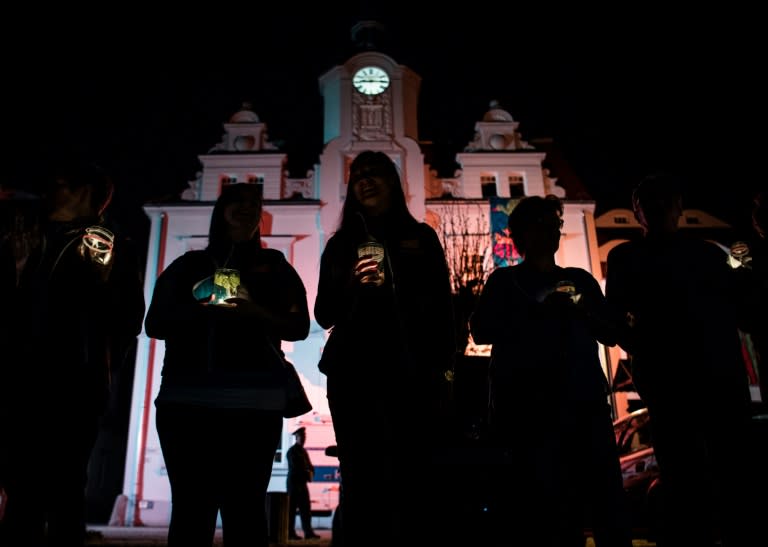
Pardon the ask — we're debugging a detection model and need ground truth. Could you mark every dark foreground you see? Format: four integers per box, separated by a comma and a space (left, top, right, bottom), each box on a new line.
85, 526, 658, 547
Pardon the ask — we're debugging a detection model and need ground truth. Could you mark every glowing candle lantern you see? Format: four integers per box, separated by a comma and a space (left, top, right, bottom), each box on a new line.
213, 268, 240, 304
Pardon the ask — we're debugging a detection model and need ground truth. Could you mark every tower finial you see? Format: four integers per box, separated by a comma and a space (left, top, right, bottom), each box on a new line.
350, 20, 386, 51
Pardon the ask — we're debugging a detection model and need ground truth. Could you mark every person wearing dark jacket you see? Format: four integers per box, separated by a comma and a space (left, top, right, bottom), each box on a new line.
605, 174, 754, 547
0, 160, 145, 547
314, 151, 458, 547
286, 427, 319, 540
470, 195, 632, 547
733, 190, 768, 532
734, 190, 768, 412
145, 182, 310, 547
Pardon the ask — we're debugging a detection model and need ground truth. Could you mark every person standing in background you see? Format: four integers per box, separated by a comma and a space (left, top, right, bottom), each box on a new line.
286, 427, 319, 540
145, 182, 310, 547
314, 151, 458, 546
734, 190, 768, 412
605, 173, 754, 547
732, 189, 768, 534
0, 159, 145, 547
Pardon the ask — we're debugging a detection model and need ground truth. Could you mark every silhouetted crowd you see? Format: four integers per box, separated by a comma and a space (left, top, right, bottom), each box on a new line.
1, 154, 765, 547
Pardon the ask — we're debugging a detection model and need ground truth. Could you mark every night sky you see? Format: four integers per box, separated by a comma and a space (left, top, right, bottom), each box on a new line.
2, 8, 763, 240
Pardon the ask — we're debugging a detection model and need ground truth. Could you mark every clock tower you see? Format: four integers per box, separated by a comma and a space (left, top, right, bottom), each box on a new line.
315, 21, 427, 235
117, 18, 609, 530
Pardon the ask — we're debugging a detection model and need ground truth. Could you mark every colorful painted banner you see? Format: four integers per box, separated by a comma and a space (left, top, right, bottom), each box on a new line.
490, 197, 523, 268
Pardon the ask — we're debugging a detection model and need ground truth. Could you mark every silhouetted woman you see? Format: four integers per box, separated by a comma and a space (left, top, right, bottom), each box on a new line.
145, 183, 310, 547
314, 151, 457, 546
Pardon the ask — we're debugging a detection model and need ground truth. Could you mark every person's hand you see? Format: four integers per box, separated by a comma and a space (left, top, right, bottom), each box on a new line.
233, 285, 251, 302
354, 255, 385, 286
78, 228, 115, 282
542, 288, 587, 320
76, 246, 113, 285
223, 297, 250, 308
222, 296, 271, 322
542, 289, 576, 310
435, 368, 457, 419
626, 312, 636, 328
202, 286, 253, 309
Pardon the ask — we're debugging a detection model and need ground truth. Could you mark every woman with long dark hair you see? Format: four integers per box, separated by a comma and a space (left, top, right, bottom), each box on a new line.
314, 151, 457, 546
145, 183, 310, 547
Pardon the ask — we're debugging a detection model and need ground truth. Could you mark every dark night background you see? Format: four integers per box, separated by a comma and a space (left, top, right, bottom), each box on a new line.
1, 6, 765, 525
2, 7, 764, 241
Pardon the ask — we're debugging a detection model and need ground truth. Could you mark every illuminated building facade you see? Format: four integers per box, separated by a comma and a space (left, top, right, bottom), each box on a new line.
115, 24, 623, 527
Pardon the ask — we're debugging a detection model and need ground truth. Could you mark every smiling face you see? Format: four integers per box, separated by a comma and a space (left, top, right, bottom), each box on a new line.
350, 164, 393, 217
223, 185, 262, 241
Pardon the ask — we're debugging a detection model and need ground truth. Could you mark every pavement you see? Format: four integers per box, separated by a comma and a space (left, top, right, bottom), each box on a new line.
85, 525, 333, 546
85, 525, 658, 546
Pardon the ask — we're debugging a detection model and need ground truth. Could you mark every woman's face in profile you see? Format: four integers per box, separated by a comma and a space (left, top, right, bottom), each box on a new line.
351, 165, 393, 216
46, 178, 93, 220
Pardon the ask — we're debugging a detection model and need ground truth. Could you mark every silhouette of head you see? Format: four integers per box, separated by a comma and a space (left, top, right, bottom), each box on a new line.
339, 151, 414, 231
208, 183, 263, 254
45, 160, 114, 221
292, 426, 307, 444
507, 195, 564, 258
631, 173, 683, 235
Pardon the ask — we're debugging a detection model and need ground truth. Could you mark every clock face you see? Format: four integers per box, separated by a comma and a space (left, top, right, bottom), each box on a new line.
352, 66, 390, 95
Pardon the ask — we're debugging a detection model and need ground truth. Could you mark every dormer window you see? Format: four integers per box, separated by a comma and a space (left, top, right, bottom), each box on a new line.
481, 174, 497, 198
247, 175, 265, 185
508, 174, 524, 198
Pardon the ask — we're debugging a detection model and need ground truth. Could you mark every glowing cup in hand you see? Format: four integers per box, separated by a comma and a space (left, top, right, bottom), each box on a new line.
555, 280, 581, 304
80, 226, 114, 266
213, 268, 241, 304
357, 241, 384, 268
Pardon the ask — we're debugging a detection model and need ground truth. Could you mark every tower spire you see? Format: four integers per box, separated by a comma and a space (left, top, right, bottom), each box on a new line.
350, 19, 387, 51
